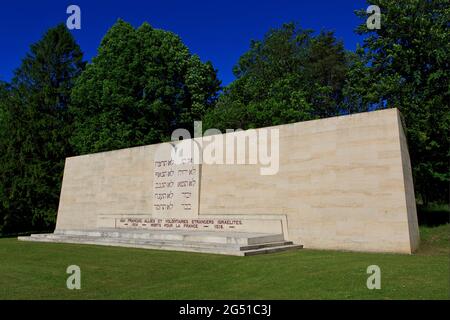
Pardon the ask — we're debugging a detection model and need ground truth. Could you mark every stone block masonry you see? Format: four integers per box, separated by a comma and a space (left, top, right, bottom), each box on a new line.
21, 108, 419, 254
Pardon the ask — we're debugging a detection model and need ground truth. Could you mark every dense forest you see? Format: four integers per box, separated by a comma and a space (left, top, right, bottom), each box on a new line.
0, 0, 448, 233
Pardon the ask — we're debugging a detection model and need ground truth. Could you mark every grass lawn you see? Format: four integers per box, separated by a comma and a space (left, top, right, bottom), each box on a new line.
0, 224, 448, 300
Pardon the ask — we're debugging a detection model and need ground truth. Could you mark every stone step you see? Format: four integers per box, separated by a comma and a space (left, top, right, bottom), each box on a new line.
19, 229, 303, 256
20, 234, 303, 256
28, 233, 293, 250
52, 229, 284, 245
242, 244, 304, 256
239, 241, 294, 251
19, 235, 243, 255
26, 233, 296, 251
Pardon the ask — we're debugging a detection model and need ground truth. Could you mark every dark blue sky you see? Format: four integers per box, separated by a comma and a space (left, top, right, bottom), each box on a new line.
0, 0, 367, 85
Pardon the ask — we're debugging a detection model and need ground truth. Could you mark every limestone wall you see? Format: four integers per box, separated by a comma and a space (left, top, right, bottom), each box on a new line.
55, 108, 419, 253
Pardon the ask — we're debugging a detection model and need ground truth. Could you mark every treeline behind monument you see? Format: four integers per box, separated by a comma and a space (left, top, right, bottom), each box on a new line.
0, 0, 448, 234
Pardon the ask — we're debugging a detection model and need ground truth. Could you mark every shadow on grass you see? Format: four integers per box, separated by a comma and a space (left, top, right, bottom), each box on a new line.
0, 230, 53, 239
417, 203, 450, 227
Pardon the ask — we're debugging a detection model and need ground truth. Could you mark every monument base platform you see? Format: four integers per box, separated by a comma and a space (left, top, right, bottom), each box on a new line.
18, 229, 302, 256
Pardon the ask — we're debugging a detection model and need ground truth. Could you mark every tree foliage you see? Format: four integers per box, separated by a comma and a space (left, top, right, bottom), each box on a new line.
355, 0, 449, 203
70, 20, 220, 154
1, 7, 448, 234
203, 23, 352, 131
0, 24, 84, 233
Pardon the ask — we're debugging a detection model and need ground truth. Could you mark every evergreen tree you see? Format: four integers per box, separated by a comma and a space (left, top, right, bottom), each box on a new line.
0, 24, 84, 233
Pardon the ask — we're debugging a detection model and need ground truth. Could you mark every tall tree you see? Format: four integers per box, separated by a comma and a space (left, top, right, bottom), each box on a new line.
70, 20, 220, 154
303, 30, 348, 118
355, 0, 450, 204
0, 82, 8, 233
203, 23, 351, 131
341, 46, 375, 114
0, 24, 84, 233
0, 82, 6, 121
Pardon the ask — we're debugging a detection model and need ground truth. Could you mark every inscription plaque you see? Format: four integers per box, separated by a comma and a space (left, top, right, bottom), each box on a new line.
152, 144, 200, 217
114, 216, 284, 234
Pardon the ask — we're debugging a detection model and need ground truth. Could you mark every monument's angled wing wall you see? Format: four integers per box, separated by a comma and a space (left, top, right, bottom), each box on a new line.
200, 108, 418, 253
397, 112, 420, 252
55, 108, 419, 254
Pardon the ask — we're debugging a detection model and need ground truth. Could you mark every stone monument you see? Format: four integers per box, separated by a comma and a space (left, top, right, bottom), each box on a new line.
19, 108, 419, 255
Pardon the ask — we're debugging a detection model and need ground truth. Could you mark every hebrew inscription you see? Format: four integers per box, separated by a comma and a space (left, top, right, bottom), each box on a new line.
152, 144, 200, 216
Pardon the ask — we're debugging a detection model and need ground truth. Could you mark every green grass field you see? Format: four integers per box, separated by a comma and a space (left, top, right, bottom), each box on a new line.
0, 224, 448, 300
